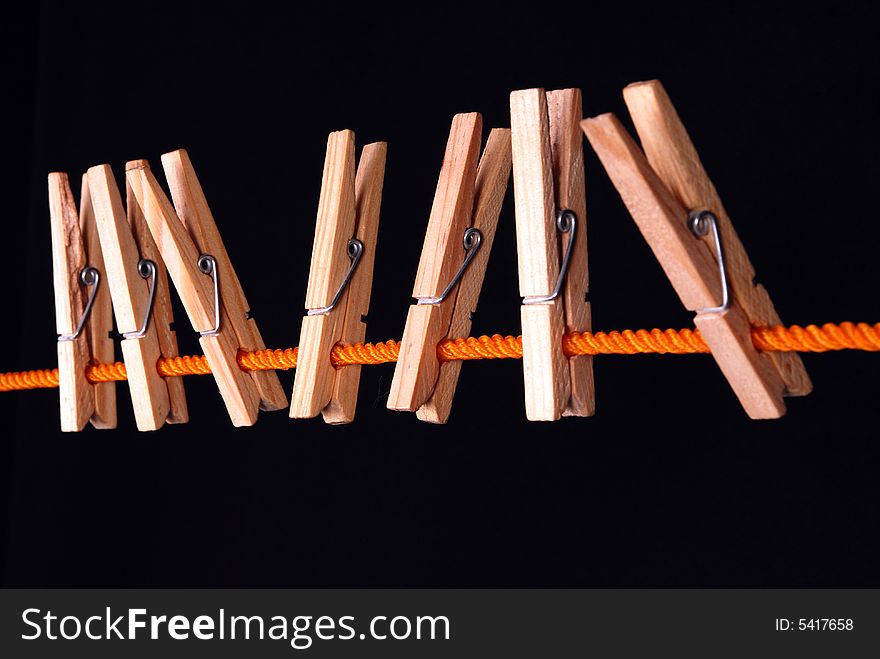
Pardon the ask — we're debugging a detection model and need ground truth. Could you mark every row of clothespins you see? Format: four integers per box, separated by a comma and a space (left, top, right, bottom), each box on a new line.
48, 80, 811, 432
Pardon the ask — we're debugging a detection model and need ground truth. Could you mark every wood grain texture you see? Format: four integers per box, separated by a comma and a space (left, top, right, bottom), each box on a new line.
520, 304, 569, 420
548, 88, 595, 418
412, 113, 482, 297
291, 131, 358, 419
387, 304, 449, 411
323, 141, 387, 424
49, 172, 94, 431
416, 128, 512, 423
89, 164, 170, 431
581, 113, 722, 310
695, 308, 786, 418
161, 149, 287, 412
126, 169, 188, 424
290, 315, 336, 418
510, 88, 569, 421
387, 113, 482, 411
623, 79, 811, 397
77, 175, 117, 429
126, 160, 260, 427
303, 131, 358, 307
582, 113, 787, 419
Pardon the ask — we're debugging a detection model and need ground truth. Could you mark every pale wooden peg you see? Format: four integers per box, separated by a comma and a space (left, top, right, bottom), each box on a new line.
126, 172, 189, 424
548, 88, 595, 418
126, 159, 261, 427
581, 113, 787, 418
510, 88, 570, 421
387, 112, 483, 412
161, 149, 288, 412
322, 141, 387, 424
88, 164, 173, 431
416, 127, 512, 423
290, 130, 358, 419
622, 79, 811, 397
48, 172, 117, 431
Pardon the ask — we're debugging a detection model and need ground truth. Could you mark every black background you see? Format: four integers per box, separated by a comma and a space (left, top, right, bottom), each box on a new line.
1, 3, 878, 587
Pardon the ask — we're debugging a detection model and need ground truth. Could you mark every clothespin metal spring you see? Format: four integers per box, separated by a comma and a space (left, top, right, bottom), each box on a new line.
416, 227, 483, 306
688, 210, 730, 314
197, 254, 221, 337
57, 266, 100, 342
121, 259, 158, 340
522, 208, 577, 305
307, 238, 364, 316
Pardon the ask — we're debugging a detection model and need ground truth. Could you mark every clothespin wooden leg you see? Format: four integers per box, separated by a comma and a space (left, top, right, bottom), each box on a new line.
322, 141, 387, 424
49, 173, 96, 431
581, 111, 789, 418
548, 88, 595, 418
126, 160, 261, 427
511, 89, 571, 421
77, 175, 116, 428
126, 173, 188, 424
291, 130, 358, 419
161, 149, 288, 412
387, 113, 483, 412
415, 127, 512, 423
622, 80, 812, 398
49, 173, 117, 431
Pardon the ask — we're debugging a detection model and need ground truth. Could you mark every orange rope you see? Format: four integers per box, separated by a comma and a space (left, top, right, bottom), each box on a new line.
1, 322, 878, 393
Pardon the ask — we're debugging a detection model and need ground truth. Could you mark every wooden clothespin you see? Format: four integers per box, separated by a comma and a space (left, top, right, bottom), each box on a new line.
386, 113, 513, 423
87, 164, 188, 431
581, 79, 811, 418
49, 172, 116, 431
160, 149, 288, 415
126, 152, 286, 427
290, 131, 387, 423
510, 88, 594, 421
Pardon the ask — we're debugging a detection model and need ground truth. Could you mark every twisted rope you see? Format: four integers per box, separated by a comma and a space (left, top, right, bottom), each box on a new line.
1, 322, 878, 392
